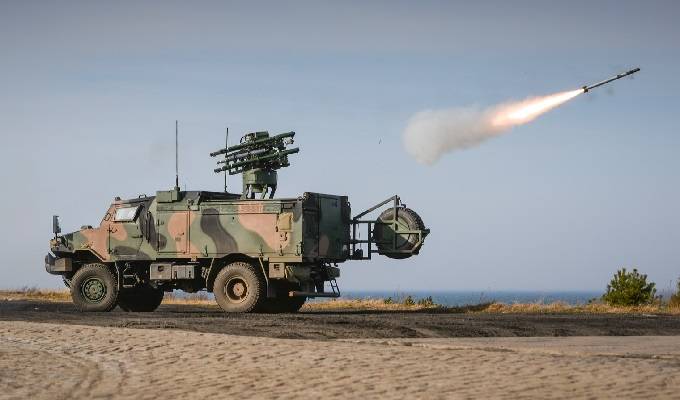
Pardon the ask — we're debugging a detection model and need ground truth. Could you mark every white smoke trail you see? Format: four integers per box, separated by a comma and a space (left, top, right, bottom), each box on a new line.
403, 89, 583, 164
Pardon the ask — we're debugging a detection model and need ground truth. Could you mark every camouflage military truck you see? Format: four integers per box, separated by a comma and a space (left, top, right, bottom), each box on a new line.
45, 130, 429, 313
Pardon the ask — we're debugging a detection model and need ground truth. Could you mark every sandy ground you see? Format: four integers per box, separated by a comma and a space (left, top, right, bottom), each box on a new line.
1, 321, 680, 399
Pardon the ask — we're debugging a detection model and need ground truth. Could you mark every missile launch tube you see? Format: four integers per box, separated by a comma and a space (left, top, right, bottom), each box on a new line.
210, 131, 295, 157
214, 148, 300, 173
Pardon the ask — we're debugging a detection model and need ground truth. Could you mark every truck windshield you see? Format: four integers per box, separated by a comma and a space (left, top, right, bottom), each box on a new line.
113, 206, 140, 222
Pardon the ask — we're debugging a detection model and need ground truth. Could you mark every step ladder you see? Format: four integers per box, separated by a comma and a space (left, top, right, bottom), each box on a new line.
328, 277, 340, 297
121, 265, 138, 289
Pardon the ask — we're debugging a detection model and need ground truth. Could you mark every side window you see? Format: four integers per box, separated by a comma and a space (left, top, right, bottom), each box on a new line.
113, 206, 141, 222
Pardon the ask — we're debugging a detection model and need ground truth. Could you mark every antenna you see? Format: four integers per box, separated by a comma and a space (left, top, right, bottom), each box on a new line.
223, 127, 229, 192
174, 120, 179, 190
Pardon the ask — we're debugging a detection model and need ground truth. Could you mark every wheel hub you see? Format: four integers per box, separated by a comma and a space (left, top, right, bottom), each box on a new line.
225, 277, 248, 303
81, 277, 106, 303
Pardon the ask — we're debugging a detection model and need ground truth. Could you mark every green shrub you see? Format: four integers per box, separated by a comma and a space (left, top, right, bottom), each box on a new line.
383, 297, 393, 304
602, 268, 656, 306
403, 295, 415, 306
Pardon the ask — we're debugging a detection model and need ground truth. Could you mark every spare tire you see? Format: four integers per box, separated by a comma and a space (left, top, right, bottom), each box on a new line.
373, 207, 426, 259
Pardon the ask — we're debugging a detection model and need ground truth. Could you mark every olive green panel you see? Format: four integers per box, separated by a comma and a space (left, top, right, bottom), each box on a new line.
301, 193, 350, 261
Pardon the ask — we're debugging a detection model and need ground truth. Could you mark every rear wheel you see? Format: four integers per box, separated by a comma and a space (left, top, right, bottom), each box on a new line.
213, 261, 266, 313
118, 285, 164, 312
259, 295, 307, 313
257, 280, 306, 313
280, 296, 306, 312
70, 263, 118, 312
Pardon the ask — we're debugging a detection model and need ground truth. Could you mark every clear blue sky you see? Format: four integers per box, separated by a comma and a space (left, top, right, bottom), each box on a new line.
1, 1, 678, 291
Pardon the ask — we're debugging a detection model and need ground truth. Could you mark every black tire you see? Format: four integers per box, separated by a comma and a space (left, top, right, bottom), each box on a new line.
259, 296, 307, 313
258, 281, 306, 313
373, 207, 426, 259
70, 263, 118, 312
118, 285, 164, 312
280, 296, 306, 312
213, 261, 266, 313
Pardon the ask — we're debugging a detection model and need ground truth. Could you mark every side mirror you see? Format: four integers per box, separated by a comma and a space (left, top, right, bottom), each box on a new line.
52, 215, 61, 236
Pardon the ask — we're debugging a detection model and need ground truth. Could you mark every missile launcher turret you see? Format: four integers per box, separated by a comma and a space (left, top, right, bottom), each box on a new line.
210, 131, 299, 199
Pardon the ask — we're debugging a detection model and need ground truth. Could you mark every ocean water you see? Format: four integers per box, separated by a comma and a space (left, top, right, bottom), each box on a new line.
338, 290, 602, 306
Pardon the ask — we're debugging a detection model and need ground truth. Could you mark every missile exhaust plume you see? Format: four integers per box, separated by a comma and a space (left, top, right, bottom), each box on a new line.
403, 67, 640, 165
403, 89, 582, 164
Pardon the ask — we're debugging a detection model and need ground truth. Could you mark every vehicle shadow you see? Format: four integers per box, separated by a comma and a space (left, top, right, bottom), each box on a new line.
0, 299, 495, 316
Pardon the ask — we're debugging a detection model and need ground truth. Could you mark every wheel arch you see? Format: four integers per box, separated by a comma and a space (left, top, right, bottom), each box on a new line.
64, 251, 114, 279
72, 249, 107, 265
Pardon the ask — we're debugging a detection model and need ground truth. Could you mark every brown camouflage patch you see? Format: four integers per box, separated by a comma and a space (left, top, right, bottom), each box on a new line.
166, 212, 188, 254
239, 213, 279, 250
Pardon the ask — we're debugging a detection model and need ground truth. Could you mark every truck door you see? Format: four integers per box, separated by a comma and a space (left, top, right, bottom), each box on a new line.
318, 195, 344, 258
110, 205, 144, 257
157, 211, 189, 254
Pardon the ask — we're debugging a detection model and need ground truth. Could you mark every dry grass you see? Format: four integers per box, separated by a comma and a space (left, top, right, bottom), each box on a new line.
0, 287, 72, 302
304, 298, 680, 314
482, 301, 680, 315
3, 288, 680, 314
303, 298, 439, 312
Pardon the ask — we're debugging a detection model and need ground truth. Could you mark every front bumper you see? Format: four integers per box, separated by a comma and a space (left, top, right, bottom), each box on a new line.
45, 253, 73, 275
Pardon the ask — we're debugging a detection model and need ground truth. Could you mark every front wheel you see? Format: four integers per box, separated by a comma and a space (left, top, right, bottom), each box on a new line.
70, 263, 118, 312
213, 261, 266, 313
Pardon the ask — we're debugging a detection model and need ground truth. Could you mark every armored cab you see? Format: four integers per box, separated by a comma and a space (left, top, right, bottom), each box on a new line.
46, 130, 429, 313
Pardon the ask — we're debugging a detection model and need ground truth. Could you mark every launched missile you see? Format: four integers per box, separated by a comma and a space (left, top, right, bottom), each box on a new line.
582, 67, 640, 93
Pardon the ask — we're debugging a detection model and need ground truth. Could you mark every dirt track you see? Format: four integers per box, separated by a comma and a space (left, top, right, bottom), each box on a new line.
3, 299, 680, 339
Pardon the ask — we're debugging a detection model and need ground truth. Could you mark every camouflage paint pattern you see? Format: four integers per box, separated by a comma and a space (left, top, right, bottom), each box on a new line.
51, 190, 350, 265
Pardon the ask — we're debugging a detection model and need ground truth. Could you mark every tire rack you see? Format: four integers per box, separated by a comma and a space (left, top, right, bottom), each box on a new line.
350, 195, 429, 260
